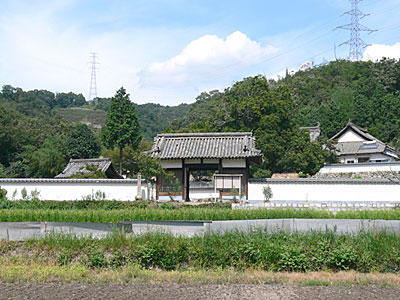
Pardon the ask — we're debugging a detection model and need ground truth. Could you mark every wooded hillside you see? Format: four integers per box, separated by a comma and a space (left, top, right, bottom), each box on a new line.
1, 59, 399, 178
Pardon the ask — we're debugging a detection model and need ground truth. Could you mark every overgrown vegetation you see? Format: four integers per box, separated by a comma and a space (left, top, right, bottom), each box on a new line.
2, 230, 400, 274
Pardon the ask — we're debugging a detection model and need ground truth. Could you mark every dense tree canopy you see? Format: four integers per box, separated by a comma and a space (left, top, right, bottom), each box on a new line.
2, 58, 400, 178
64, 124, 101, 159
101, 87, 142, 174
168, 76, 327, 175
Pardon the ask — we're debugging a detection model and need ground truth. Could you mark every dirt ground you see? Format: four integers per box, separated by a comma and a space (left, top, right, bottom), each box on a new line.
1, 283, 400, 300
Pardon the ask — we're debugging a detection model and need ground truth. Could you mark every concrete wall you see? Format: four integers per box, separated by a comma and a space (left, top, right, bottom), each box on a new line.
0, 178, 154, 201
319, 162, 400, 173
248, 178, 400, 202
3, 219, 400, 240
233, 201, 399, 213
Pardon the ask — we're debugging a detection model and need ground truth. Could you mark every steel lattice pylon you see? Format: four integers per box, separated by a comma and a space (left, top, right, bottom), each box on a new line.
88, 52, 99, 101
337, 0, 376, 61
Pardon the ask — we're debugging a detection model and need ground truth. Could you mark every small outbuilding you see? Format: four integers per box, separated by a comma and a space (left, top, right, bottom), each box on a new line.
147, 132, 262, 201
56, 158, 123, 179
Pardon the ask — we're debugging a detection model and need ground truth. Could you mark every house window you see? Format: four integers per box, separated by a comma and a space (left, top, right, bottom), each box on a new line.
371, 159, 389, 163
358, 157, 369, 163
346, 160, 355, 164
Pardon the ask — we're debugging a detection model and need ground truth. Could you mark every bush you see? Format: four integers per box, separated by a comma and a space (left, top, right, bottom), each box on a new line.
88, 249, 107, 268
263, 186, 273, 202
0, 186, 7, 200
57, 249, 73, 266
328, 245, 358, 270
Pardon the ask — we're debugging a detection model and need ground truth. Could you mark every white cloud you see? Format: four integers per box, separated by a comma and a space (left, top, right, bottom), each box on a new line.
0, 1, 198, 104
363, 43, 400, 61
140, 31, 278, 86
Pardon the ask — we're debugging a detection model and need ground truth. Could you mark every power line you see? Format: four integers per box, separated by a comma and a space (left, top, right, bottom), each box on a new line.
336, 0, 377, 61
88, 52, 99, 101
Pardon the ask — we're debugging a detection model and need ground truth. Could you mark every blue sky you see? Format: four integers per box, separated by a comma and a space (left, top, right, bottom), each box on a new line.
0, 0, 399, 105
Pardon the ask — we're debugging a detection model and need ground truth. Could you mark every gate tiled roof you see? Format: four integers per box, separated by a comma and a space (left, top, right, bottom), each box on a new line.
147, 132, 262, 160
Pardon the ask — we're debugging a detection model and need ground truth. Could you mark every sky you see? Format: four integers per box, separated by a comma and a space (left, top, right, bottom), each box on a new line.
0, 0, 400, 105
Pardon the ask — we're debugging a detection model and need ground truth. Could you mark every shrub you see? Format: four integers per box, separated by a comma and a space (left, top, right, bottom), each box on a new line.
276, 246, 310, 272
0, 186, 7, 200
328, 245, 358, 270
109, 250, 130, 268
263, 186, 273, 202
88, 249, 107, 268
57, 249, 73, 266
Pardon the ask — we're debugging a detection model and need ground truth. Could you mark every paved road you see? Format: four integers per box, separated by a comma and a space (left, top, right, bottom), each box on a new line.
1, 283, 400, 300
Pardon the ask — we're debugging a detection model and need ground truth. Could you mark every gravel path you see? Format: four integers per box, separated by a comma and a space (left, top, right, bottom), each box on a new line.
1, 283, 400, 300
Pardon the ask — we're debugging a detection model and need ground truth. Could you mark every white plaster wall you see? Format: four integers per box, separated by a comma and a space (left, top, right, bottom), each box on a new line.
338, 131, 365, 142
0, 180, 152, 201
203, 159, 218, 164
319, 163, 400, 173
248, 181, 400, 202
222, 159, 246, 168
161, 160, 182, 168
186, 159, 201, 164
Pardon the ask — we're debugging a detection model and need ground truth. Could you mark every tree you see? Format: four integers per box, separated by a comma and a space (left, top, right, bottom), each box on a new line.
0, 106, 19, 166
55, 92, 86, 108
277, 130, 325, 175
101, 87, 141, 175
65, 123, 101, 159
25, 136, 67, 178
0, 163, 6, 178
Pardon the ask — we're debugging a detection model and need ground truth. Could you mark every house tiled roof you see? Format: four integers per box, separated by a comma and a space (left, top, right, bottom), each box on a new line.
56, 158, 123, 179
335, 141, 387, 155
330, 121, 398, 158
148, 132, 262, 160
330, 121, 379, 142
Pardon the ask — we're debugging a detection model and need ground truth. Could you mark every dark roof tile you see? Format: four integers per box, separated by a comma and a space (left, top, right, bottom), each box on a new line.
56, 158, 123, 179
148, 132, 262, 160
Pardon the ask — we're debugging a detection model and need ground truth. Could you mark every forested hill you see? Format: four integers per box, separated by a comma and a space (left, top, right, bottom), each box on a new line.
0, 85, 189, 141
170, 59, 400, 148
280, 59, 400, 146
1, 58, 400, 178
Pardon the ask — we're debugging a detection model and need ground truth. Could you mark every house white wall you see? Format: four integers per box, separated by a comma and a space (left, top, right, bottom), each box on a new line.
248, 178, 400, 202
339, 153, 393, 164
0, 179, 153, 201
319, 162, 400, 173
338, 130, 365, 142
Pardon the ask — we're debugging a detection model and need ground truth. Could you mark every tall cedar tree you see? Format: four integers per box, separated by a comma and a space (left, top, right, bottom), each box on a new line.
101, 87, 141, 175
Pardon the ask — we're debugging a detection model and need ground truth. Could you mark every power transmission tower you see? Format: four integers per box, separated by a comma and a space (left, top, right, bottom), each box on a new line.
88, 52, 99, 101
336, 0, 376, 61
